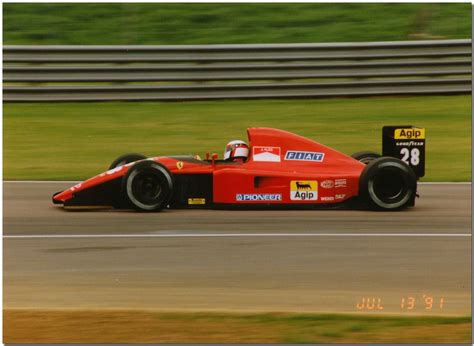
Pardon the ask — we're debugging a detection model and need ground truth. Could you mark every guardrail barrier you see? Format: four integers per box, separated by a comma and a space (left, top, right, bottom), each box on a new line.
3, 39, 471, 101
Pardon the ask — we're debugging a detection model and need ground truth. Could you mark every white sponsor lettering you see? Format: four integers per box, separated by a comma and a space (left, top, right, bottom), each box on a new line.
106, 166, 123, 175
285, 151, 325, 162
70, 183, 82, 191
236, 193, 282, 201
396, 141, 424, 147
321, 180, 334, 189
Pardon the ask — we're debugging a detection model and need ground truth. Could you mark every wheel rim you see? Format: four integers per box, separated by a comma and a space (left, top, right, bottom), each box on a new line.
372, 168, 405, 201
367, 162, 412, 209
131, 171, 163, 206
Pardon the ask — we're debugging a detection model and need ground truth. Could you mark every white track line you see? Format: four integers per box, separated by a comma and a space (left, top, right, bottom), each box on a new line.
3, 233, 471, 239
419, 182, 471, 185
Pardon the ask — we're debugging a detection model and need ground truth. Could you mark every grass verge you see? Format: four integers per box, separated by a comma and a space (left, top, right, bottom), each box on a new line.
3, 310, 472, 343
3, 3, 471, 45
3, 96, 471, 181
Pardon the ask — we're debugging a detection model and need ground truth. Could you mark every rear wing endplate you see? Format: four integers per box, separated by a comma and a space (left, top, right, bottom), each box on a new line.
382, 125, 425, 178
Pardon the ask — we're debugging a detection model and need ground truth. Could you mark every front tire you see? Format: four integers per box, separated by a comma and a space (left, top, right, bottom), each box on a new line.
359, 157, 417, 211
122, 161, 173, 212
109, 153, 147, 170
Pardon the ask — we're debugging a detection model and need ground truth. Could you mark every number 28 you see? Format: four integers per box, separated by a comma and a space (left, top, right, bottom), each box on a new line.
400, 148, 420, 166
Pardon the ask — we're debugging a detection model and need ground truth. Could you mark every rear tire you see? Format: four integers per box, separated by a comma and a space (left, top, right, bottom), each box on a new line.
359, 157, 416, 211
109, 153, 147, 170
351, 151, 381, 165
122, 161, 173, 212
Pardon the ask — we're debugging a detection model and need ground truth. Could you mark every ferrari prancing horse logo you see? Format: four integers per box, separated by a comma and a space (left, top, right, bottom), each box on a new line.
176, 161, 184, 170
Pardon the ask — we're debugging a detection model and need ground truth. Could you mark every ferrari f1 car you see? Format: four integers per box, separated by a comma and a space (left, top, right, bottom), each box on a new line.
53, 126, 425, 211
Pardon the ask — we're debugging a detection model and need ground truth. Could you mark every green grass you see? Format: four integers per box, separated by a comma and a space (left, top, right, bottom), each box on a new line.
3, 3, 471, 45
155, 312, 472, 343
4, 310, 472, 343
3, 96, 471, 181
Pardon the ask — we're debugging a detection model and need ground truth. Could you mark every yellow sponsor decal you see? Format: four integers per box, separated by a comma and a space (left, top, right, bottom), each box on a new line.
394, 128, 425, 140
188, 198, 206, 205
176, 161, 184, 170
290, 180, 317, 190
290, 180, 318, 201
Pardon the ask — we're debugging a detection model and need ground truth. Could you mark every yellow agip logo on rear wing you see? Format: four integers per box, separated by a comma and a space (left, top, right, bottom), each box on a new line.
394, 128, 425, 140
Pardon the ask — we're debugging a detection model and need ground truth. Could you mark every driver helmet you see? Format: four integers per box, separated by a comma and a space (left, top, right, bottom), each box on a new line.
224, 140, 249, 161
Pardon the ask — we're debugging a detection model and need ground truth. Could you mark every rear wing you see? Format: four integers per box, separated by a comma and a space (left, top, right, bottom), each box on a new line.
382, 126, 425, 178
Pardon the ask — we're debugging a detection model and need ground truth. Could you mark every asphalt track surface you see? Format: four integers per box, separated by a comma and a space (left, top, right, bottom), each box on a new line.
3, 182, 472, 315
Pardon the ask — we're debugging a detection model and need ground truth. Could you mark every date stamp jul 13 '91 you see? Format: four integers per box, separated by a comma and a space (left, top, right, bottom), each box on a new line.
355, 295, 444, 311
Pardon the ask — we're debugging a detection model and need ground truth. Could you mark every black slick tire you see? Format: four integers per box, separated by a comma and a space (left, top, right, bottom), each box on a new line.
359, 157, 417, 211
109, 153, 147, 170
351, 151, 381, 165
121, 160, 173, 212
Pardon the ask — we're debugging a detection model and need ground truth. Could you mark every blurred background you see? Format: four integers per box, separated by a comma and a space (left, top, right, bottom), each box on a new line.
3, 3, 471, 44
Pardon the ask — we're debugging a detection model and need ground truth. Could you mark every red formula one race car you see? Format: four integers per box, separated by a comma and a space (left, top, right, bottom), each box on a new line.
53, 126, 425, 212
